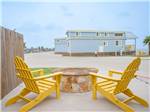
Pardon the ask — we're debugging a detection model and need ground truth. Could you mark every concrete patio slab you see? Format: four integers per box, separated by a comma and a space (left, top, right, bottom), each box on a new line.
1, 52, 150, 112
1, 79, 149, 112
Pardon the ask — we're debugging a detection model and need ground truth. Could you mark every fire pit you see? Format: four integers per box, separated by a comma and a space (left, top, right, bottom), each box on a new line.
52, 68, 98, 93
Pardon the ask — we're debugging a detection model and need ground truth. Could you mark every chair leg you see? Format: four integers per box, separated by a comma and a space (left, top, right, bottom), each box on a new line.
123, 89, 149, 107
97, 87, 134, 112
109, 95, 134, 112
19, 93, 48, 112
5, 88, 30, 106
92, 85, 97, 100
91, 75, 97, 99
56, 75, 61, 99
56, 84, 60, 99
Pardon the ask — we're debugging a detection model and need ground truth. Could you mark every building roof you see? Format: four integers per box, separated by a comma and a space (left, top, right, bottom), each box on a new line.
125, 32, 137, 39
66, 29, 125, 33
55, 36, 136, 40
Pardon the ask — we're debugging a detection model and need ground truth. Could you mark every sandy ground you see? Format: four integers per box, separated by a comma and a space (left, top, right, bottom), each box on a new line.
24, 52, 150, 75
1, 52, 150, 112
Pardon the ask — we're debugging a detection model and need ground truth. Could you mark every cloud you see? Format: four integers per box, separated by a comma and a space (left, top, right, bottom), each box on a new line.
117, 11, 131, 18
45, 23, 62, 31
60, 5, 68, 11
60, 5, 74, 17
17, 22, 43, 33
64, 12, 73, 16
17, 21, 63, 33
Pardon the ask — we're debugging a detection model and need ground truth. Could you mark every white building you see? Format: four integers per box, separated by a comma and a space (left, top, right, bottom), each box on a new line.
55, 30, 137, 56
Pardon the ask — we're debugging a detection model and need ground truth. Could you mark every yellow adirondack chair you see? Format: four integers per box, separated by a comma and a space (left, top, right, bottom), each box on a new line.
5, 56, 62, 112
90, 57, 148, 112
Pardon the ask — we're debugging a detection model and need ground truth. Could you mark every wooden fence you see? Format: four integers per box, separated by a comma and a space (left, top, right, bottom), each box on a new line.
1, 27, 24, 98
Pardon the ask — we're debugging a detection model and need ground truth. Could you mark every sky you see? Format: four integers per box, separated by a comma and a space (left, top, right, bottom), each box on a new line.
1, 0, 150, 50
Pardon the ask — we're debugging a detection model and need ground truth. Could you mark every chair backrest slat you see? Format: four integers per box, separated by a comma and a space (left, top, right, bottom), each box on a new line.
15, 56, 40, 93
114, 58, 141, 94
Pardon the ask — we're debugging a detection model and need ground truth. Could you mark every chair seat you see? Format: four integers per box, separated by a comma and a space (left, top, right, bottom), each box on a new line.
96, 79, 117, 93
37, 78, 56, 93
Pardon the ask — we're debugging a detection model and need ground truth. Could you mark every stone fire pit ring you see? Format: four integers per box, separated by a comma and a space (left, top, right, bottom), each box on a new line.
51, 68, 98, 93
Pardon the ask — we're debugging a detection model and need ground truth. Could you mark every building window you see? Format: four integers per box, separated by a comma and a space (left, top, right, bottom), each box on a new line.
99, 33, 101, 37
107, 32, 113, 37
79, 32, 96, 36
104, 41, 108, 46
68, 32, 76, 37
115, 40, 122, 46
116, 41, 119, 46
110, 32, 114, 37
76, 32, 79, 36
115, 33, 123, 36
120, 41, 122, 46
100, 32, 105, 37
96, 32, 99, 36
66, 32, 68, 36
107, 33, 109, 37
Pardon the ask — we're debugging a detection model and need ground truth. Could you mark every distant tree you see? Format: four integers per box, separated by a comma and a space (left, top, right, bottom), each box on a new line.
24, 42, 27, 49
41, 46, 44, 51
143, 36, 150, 55
31, 47, 34, 52
38, 46, 41, 52
51, 48, 55, 51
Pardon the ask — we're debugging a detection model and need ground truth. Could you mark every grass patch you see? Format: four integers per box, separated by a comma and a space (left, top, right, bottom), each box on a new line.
31, 67, 57, 77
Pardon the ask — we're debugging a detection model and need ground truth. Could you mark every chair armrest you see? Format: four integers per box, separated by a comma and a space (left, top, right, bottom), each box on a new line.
89, 72, 120, 82
31, 69, 44, 75
109, 70, 123, 77
34, 72, 62, 81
